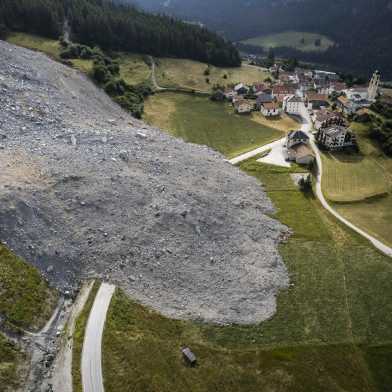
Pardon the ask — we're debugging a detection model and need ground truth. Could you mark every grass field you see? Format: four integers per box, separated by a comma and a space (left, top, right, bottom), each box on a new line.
323, 120, 392, 247
72, 281, 100, 392
155, 58, 269, 92
118, 53, 151, 85
321, 152, 390, 202
6, 32, 61, 59
0, 334, 24, 392
144, 92, 283, 158
0, 244, 58, 331
241, 31, 335, 53
102, 160, 392, 391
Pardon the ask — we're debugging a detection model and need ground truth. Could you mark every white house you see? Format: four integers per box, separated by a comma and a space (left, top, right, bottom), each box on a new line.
316, 125, 357, 150
283, 95, 303, 115
261, 102, 281, 117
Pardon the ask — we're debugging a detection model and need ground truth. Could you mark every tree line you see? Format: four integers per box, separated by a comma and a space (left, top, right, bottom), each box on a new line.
0, 0, 241, 67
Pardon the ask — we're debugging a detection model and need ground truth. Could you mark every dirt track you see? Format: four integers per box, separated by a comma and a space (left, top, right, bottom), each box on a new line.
0, 40, 289, 324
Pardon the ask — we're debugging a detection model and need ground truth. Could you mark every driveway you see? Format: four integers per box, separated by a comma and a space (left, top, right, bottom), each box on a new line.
257, 138, 291, 167
81, 282, 116, 392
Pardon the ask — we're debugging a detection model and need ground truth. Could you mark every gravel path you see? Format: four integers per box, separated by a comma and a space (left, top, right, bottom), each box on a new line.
0, 41, 289, 324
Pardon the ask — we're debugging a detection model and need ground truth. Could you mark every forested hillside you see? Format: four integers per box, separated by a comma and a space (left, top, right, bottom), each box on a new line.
0, 0, 240, 67
133, 0, 392, 78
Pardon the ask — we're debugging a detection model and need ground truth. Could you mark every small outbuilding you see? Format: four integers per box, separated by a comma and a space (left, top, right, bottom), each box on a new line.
181, 347, 197, 366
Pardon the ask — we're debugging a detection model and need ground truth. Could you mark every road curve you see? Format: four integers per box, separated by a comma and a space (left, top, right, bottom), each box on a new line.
81, 282, 116, 392
229, 108, 392, 258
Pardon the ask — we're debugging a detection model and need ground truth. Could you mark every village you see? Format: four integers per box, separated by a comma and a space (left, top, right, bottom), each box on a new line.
219, 66, 381, 166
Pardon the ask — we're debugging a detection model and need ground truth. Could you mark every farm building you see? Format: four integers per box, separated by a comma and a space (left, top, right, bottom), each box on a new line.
287, 143, 315, 165
316, 125, 357, 150
234, 99, 253, 114
286, 130, 315, 165
261, 102, 281, 117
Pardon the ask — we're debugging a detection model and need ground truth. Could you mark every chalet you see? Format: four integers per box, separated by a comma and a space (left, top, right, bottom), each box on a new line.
313, 110, 344, 130
256, 93, 274, 109
272, 85, 297, 102
283, 95, 303, 115
261, 102, 281, 117
316, 125, 357, 150
286, 130, 309, 148
336, 96, 359, 115
234, 99, 253, 114
234, 83, 249, 95
286, 130, 315, 165
306, 93, 329, 110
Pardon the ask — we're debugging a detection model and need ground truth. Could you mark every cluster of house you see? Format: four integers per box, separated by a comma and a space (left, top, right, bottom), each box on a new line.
222, 68, 380, 162
224, 68, 380, 120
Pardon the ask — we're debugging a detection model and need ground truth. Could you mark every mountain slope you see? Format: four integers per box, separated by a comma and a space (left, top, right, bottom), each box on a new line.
0, 0, 240, 66
133, 0, 392, 78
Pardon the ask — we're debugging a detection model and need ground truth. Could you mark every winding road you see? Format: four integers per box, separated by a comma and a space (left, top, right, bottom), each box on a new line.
230, 107, 392, 258
81, 282, 116, 392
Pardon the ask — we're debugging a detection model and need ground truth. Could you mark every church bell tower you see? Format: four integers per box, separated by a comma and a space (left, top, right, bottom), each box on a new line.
368, 70, 381, 101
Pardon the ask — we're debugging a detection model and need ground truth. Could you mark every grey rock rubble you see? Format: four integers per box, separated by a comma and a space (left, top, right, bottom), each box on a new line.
0, 40, 289, 324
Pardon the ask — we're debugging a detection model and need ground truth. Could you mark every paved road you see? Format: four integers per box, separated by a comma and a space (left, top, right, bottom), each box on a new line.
257, 138, 291, 167
229, 138, 285, 165
81, 282, 116, 392
229, 108, 392, 258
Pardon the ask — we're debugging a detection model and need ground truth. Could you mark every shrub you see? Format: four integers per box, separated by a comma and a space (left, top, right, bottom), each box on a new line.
92, 62, 110, 84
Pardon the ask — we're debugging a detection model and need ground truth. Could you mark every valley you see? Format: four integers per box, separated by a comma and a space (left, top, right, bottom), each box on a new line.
1, 0, 392, 389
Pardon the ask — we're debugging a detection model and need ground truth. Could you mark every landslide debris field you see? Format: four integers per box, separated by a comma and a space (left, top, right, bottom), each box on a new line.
0, 41, 289, 324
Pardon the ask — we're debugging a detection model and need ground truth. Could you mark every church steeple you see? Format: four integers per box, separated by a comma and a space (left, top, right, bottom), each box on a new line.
368, 70, 381, 101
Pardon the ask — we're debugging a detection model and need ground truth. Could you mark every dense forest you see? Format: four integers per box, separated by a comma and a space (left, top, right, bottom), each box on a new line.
133, 0, 392, 79
0, 0, 241, 67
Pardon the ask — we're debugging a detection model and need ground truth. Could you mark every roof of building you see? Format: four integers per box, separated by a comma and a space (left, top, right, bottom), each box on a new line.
315, 110, 342, 122
322, 125, 349, 136
234, 83, 248, 91
273, 85, 296, 94
307, 93, 329, 102
288, 130, 309, 141
262, 102, 279, 110
286, 95, 303, 103
256, 93, 273, 104
289, 143, 315, 158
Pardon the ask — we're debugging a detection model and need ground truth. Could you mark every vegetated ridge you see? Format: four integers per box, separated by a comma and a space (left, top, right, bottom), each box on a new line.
0, 41, 289, 325
133, 0, 392, 78
0, 0, 241, 67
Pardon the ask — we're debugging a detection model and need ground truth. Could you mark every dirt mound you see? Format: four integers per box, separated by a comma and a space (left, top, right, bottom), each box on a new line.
0, 41, 289, 324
